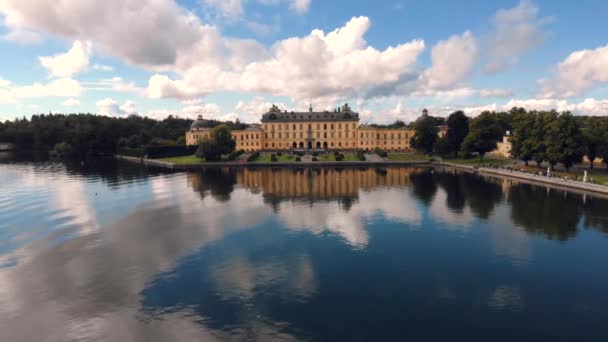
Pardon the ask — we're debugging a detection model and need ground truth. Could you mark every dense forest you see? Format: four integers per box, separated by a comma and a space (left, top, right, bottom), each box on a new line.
0, 113, 248, 158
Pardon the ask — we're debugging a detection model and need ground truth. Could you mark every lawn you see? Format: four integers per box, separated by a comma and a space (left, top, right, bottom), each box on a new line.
442, 156, 514, 167
253, 154, 299, 162
387, 153, 429, 161
159, 155, 204, 164
314, 153, 359, 161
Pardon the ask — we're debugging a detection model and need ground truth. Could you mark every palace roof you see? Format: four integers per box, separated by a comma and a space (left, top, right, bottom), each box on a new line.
261, 104, 360, 123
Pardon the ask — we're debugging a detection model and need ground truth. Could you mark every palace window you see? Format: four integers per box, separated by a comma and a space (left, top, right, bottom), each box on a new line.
293, 124, 296, 130
338, 123, 341, 129
286, 124, 289, 130
278, 133, 282, 138
324, 132, 327, 138
324, 124, 327, 130
317, 124, 320, 129
330, 124, 334, 129
338, 132, 341, 138
308, 124, 311, 129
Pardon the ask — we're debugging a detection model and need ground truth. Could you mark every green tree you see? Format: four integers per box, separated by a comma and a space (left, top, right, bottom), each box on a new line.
410, 115, 438, 154
443, 110, 469, 157
461, 112, 503, 159
194, 124, 236, 161
530, 111, 556, 167
510, 110, 535, 165
545, 112, 585, 171
583, 117, 606, 169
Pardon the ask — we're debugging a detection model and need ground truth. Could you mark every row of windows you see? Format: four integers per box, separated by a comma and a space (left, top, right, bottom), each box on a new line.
236, 133, 260, 140
265, 123, 358, 131
360, 132, 410, 139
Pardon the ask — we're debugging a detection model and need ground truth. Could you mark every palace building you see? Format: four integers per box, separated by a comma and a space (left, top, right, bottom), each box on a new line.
186, 103, 415, 152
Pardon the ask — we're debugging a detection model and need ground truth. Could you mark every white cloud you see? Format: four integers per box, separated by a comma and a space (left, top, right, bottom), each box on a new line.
92, 64, 113, 72
540, 44, 608, 98
147, 16, 425, 102
485, 0, 548, 74
461, 97, 608, 116
62, 98, 80, 107
38, 41, 91, 78
82, 77, 141, 94
0, 78, 81, 103
202, 0, 244, 17
96, 98, 137, 116
290, 0, 311, 13
420, 31, 477, 90
2, 28, 41, 44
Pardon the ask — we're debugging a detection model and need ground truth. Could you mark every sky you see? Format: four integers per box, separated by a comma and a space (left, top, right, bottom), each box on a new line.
0, 0, 607, 124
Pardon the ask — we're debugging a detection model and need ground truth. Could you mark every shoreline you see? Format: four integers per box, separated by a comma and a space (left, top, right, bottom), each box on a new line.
115, 154, 608, 195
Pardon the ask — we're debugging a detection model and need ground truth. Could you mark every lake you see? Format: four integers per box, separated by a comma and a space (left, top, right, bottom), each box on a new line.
1, 154, 608, 341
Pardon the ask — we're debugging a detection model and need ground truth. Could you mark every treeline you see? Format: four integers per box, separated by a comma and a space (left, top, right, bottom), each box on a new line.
0, 113, 248, 159
411, 108, 606, 170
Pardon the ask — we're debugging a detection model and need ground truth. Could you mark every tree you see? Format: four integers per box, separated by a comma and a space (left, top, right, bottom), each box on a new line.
530, 111, 556, 167
410, 115, 438, 154
546, 112, 585, 171
583, 117, 606, 169
443, 111, 469, 157
510, 110, 535, 165
461, 112, 503, 159
194, 124, 236, 161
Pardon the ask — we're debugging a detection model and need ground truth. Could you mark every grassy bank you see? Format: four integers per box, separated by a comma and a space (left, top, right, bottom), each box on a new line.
387, 153, 429, 161
158, 155, 204, 164
252, 154, 299, 162
443, 156, 513, 167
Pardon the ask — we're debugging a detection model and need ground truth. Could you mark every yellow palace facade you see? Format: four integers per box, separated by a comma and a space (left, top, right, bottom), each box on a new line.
186, 104, 415, 152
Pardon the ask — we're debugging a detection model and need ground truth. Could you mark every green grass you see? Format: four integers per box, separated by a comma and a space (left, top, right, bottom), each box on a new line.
159, 155, 204, 164
387, 153, 428, 161
252, 154, 299, 162
442, 156, 513, 167
315, 154, 359, 161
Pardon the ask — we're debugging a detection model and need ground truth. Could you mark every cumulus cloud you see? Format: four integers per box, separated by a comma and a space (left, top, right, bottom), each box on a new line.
147, 16, 425, 102
38, 41, 91, 78
96, 98, 137, 116
485, 0, 549, 74
0, 78, 81, 104
82, 77, 142, 94
420, 31, 478, 90
460, 97, 608, 116
540, 44, 608, 98
62, 98, 80, 107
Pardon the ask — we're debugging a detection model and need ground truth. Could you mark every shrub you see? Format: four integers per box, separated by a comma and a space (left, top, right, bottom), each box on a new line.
375, 148, 388, 158
295, 157, 301, 162
335, 154, 344, 161
356, 150, 366, 161
277, 151, 283, 156
271, 154, 278, 162
294, 151, 304, 157
312, 151, 319, 157
226, 151, 240, 161
334, 151, 340, 156
312, 157, 318, 161
247, 151, 260, 162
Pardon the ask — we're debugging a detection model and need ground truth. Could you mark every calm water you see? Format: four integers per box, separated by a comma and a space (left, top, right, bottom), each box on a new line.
1, 153, 608, 341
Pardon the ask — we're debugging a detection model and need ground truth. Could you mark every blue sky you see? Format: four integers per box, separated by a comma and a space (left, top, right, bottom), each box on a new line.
0, 0, 607, 123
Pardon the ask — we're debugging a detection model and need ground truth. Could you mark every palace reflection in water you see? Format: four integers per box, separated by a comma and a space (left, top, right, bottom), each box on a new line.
1, 158, 608, 341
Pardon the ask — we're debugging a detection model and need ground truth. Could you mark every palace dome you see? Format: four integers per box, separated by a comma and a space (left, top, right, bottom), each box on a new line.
190, 115, 206, 130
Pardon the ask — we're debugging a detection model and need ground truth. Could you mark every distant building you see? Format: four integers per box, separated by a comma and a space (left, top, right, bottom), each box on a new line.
186, 104, 415, 152
489, 131, 512, 158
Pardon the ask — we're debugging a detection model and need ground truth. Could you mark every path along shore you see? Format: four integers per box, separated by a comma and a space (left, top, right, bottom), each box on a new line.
115, 155, 608, 196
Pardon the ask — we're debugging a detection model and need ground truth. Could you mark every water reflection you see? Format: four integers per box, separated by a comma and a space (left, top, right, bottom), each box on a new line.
2, 161, 608, 340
